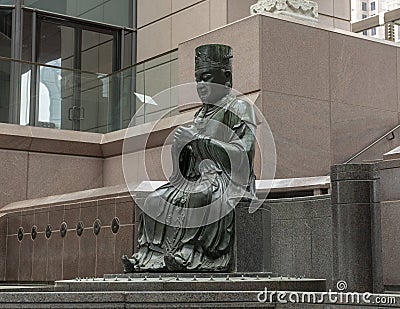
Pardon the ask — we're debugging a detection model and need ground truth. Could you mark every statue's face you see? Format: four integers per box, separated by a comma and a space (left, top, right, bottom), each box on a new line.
195, 68, 231, 104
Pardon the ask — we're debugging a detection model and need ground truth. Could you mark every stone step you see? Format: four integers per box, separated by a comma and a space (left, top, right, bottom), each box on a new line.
0, 275, 326, 307
55, 275, 325, 293
0, 291, 274, 308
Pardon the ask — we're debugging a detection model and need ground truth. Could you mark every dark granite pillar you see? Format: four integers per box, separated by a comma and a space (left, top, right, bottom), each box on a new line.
331, 163, 383, 293
235, 201, 271, 273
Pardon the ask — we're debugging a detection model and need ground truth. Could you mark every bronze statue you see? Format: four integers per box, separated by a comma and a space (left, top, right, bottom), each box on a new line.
122, 44, 257, 272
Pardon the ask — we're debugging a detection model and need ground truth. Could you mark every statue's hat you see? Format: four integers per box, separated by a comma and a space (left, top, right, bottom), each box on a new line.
195, 44, 233, 71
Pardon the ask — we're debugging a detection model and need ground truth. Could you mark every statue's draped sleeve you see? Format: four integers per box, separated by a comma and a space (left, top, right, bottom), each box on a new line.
194, 98, 257, 196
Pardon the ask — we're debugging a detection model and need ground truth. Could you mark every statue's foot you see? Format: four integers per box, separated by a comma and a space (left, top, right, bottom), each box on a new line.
121, 255, 137, 273
164, 254, 187, 272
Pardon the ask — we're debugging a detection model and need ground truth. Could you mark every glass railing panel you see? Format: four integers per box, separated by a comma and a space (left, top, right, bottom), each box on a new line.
0, 57, 11, 124
143, 60, 173, 123
133, 68, 145, 126
0, 50, 180, 133
37, 64, 63, 129
19, 62, 32, 126
79, 72, 110, 133
35, 64, 108, 132
134, 51, 179, 125
117, 51, 179, 129
119, 65, 138, 129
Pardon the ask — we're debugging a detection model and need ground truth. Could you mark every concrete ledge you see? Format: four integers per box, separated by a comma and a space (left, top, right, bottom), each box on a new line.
135, 177, 331, 195
0, 111, 195, 159
1, 176, 331, 214
0, 184, 137, 214
383, 146, 400, 161
380, 158, 400, 170
0, 123, 103, 157
257, 176, 330, 195
55, 276, 326, 292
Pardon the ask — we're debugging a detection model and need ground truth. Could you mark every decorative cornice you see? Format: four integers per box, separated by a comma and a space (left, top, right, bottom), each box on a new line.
250, 0, 319, 23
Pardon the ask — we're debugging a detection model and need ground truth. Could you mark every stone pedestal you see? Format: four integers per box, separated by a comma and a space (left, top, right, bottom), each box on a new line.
331, 164, 383, 293
236, 201, 271, 272
134, 191, 271, 273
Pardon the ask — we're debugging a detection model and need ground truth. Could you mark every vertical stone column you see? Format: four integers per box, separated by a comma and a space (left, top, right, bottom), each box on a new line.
331, 164, 383, 293
235, 201, 271, 272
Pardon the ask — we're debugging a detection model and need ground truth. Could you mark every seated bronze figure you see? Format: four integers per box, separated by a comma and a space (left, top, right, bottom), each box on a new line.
122, 44, 257, 272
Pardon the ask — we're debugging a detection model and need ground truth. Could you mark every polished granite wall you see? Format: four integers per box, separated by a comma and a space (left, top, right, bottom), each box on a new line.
267, 196, 333, 288
378, 149, 400, 289
0, 111, 188, 210
179, 14, 400, 179
0, 179, 331, 282
0, 149, 103, 209
137, 0, 351, 63
0, 192, 134, 282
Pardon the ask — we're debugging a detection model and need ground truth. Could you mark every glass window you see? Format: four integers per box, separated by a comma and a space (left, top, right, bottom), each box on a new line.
20, 63, 32, 126
371, 1, 375, 10
82, 29, 114, 74
0, 9, 12, 124
23, 0, 133, 27
22, 10, 33, 61
362, 14, 367, 19
32, 14, 122, 131
0, 9, 12, 57
0, 1, 14, 4
0, 58, 11, 123
362, 30, 367, 35
362, 2, 367, 11
38, 20, 75, 69
37, 21, 75, 129
123, 31, 134, 69
371, 27, 376, 35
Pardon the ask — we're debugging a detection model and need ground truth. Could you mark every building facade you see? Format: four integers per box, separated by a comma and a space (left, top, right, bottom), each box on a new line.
0, 0, 351, 135
10, 0, 400, 289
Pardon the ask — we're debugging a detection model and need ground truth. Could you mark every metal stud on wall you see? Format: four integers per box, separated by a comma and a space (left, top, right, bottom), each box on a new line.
17, 227, 24, 241
45, 224, 52, 239
60, 222, 67, 238
93, 219, 101, 235
31, 225, 37, 240
111, 217, 120, 234
76, 221, 84, 236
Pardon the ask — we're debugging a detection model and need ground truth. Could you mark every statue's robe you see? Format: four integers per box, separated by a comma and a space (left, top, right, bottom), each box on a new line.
132, 94, 257, 271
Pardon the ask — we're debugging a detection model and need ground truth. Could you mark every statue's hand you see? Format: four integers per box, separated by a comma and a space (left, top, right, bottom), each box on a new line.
174, 125, 196, 144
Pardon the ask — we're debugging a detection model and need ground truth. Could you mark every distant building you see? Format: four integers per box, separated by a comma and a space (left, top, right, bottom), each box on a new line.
351, 0, 400, 40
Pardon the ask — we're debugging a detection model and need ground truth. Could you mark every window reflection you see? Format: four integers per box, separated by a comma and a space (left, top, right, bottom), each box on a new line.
82, 30, 114, 74
0, 9, 11, 124
38, 59, 62, 128
20, 68, 31, 126
23, 0, 132, 27
0, 9, 11, 57
38, 21, 74, 69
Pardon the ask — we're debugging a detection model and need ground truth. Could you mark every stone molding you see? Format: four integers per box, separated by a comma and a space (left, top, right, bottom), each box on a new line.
250, 0, 318, 23
0, 110, 195, 158
1, 176, 331, 213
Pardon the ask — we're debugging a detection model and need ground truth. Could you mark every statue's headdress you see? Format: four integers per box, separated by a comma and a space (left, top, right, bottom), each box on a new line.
195, 44, 233, 71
